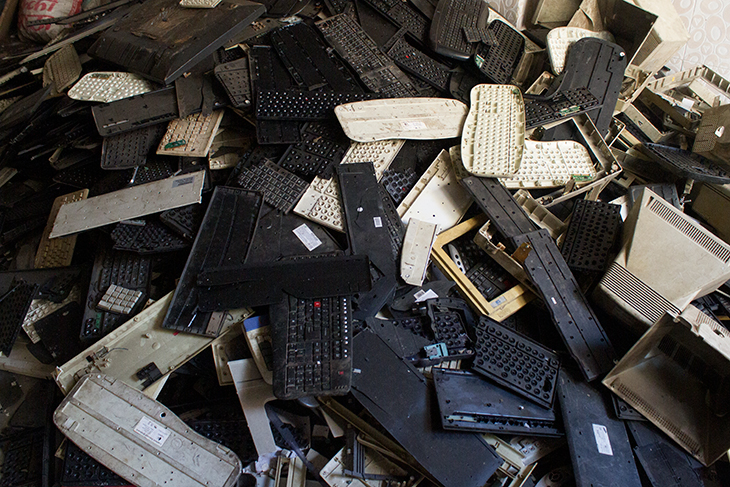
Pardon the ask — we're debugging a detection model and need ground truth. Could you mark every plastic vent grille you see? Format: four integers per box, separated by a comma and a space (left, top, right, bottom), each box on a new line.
614, 380, 700, 455
648, 197, 730, 263
599, 263, 680, 325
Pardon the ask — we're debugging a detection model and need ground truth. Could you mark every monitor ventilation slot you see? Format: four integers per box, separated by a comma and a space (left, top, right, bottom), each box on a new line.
648, 197, 730, 263
600, 263, 679, 324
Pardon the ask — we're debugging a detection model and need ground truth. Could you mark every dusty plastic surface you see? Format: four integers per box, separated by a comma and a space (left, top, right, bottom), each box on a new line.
67, 72, 156, 103
54, 293, 249, 394
461, 84, 525, 177
50, 172, 205, 238
603, 306, 730, 466
157, 111, 224, 157
546, 28, 614, 75
400, 219, 438, 286
335, 98, 467, 142
513, 189, 566, 239
34, 189, 88, 269
500, 140, 595, 189
54, 374, 243, 487
179, 0, 222, 7
397, 149, 472, 232
42, 45, 82, 95
293, 140, 404, 232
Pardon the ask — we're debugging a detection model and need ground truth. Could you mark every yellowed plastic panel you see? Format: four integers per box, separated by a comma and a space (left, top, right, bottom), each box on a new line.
546, 28, 614, 74
500, 140, 595, 189
157, 111, 224, 157
50, 172, 205, 238
400, 219, 438, 286
54, 293, 248, 395
35, 190, 88, 268
397, 149, 472, 232
54, 374, 242, 487
335, 98, 468, 142
461, 84, 525, 177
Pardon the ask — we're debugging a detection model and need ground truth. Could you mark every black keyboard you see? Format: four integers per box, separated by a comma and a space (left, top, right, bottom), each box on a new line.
316, 14, 420, 98
473, 20, 524, 84
429, 0, 490, 60
270, 295, 352, 399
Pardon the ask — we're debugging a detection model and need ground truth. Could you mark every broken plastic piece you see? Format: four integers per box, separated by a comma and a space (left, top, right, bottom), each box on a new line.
433, 368, 561, 437
101, 124, 167, 170
500, 140, 596, 189
400, 219, 437, 286
34, 189, 88, 269
157, 111, 224, 158
68, 72, 156, 103
397, 149, 472, 232
87, 0, 265, 85
335, 98, 467, 142
473, 20, 524, 84
92, 87, 178, 137
214, 58, 252, 108
429, 0, 490, 60
269, 295, 352, 400
513, 189, 567, 239
179, 0, 222, 8
560, 200, 622, 272
546, 28, 614, 75
461, 84, 525, 177
473, 315, 560, 408
42, 45, 82, 95
512, 229, 616, 381
54, 374, 243, 487
243, 316, 273, 385
0, 281, 40, 357
236, 160, 308, 213
50, 171, 205, 238
386, 34, 451, 92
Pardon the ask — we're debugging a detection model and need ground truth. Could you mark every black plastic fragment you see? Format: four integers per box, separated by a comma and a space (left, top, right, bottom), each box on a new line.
611, 394, 646, 421
0, 280, 39, 356
560, 199, 622, 272
196, 255, 371, 309
256, 90, 377, 122
433, 368, 562, 437
0, 428, 45, 487
91, 87, 178, 137
32, 302, 84, 364
512, 229, 615, 381
235, 160, 308, 213
639, 143, 730, 184
278, 122, 350, 179
473, 20, 524, 84
385, 32, 451, 92
381, 167, 418, 205
271, 23, 362, 92
362, 0, 430, 45
159, 204, 205, 242
87, 0, 265, 85
269, 294, 352, 399
351, 328, 502, 487
428, 0, 490, 60
214, 57, 252, 108
100, 124, 167, 170
80, 246, 152, 342
111, 219, 189, 254
557, 367, 642, 487
316, 14, 419, 98
136, 362, 163, 388
162, 187, 262, 336
465, 259, 513, 301
338, 162, 398, 319
472, 315, 560, 408
459, 176, 536, 245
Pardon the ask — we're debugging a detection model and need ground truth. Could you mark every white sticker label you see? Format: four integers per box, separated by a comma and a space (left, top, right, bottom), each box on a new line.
373, 217, 383, 228
401, 121, 427, 131
134, 417, 171, 447
491, 296, 506, 307
414, 289, 439, 302
592, 424, 613, 456
292, 224, 322, 251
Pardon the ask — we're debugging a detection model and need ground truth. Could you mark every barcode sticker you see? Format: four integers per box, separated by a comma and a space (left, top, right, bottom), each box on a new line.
414, 289, 439, 302
592, 424, 613, 456
401, 121, 427, 130
373, 217, 383, 228
293, 224, 322, 251
172, 176, 194, 188
133, 417, 171, 447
